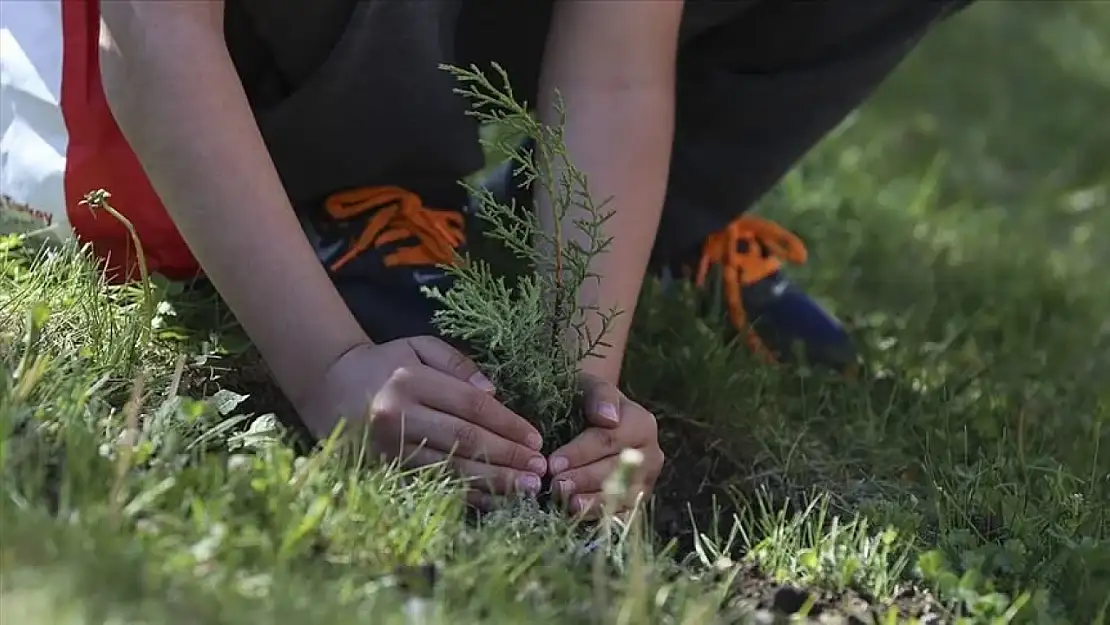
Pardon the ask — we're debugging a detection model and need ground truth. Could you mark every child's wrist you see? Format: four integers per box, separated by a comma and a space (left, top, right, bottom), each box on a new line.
264, 332, 374, 426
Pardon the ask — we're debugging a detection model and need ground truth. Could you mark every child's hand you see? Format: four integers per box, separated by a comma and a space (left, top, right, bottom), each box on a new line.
297, 337, 547, 502
546, 373, 664, 519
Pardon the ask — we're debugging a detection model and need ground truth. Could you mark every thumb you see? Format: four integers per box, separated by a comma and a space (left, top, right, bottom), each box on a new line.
578, 372, 622, 428
407, 336, 496, 393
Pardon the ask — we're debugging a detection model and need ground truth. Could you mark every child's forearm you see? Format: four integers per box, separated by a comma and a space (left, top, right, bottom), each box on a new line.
535, 89, 675, 384
99, 2, 370, 413
537, 1, 682, 384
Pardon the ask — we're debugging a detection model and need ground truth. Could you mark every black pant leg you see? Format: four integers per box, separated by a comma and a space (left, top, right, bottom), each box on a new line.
652, 0, 974, 266
454, 0, 553, 109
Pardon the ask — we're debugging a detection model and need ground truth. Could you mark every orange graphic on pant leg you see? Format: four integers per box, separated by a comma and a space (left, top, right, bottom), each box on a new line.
323, 186, 465, 272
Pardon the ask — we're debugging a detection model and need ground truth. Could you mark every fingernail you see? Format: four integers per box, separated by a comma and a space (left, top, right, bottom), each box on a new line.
550, 456, 568, 474
527, 457, 547, 475
518, 474, 542, 493
526, 433, 543, 451
468, 372, 495, 393
557, 479, 575, 497
597, 402, 619, 424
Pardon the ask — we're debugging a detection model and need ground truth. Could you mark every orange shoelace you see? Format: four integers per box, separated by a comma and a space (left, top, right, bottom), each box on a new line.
322, 191, 803, 363
324, 186, 465, 272
694, 215, 809, 362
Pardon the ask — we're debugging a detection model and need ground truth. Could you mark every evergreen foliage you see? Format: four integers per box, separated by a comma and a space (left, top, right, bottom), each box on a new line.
423, 64, 621, 448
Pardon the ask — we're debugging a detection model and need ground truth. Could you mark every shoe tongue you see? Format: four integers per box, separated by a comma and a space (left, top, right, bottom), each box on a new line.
739, 270, 790, 305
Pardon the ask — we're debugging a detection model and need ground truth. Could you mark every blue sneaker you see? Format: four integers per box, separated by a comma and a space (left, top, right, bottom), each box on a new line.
672, 215, 858, 375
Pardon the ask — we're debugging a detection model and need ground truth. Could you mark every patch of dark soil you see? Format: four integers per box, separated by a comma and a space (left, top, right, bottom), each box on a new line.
715, 561, 948, 624
649, 413, 742, 552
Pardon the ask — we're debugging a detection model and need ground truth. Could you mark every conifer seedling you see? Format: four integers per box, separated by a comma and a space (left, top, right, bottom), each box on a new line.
423, 63, 621, 455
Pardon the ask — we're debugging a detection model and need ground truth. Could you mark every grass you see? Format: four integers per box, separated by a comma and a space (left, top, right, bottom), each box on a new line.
2, 2, 1109, 623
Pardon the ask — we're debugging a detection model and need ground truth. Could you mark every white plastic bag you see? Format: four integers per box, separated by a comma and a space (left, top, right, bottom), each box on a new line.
1, 0, 72, 238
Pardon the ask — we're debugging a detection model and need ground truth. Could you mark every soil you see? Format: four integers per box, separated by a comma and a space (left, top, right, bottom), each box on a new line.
716, 567, 948, 624
190, 348, 951, 624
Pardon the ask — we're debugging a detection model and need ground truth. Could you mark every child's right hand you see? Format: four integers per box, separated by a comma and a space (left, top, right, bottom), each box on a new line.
296, 337, 548, 502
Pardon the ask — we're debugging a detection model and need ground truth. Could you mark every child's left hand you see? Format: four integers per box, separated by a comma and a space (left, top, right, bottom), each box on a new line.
547, 373, 665, 518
